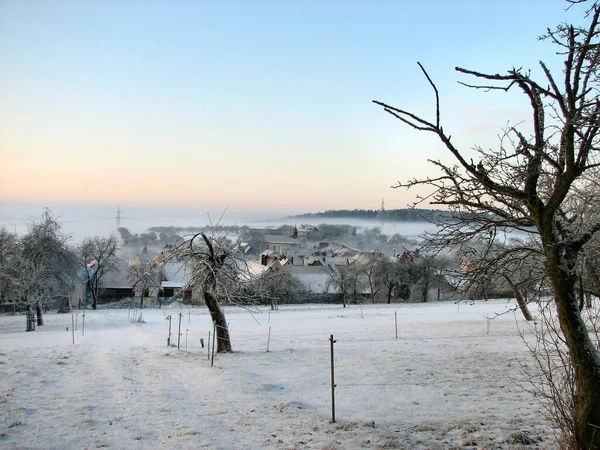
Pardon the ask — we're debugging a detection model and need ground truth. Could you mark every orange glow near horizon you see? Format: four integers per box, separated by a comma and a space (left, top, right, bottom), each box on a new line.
1, 1, 546, 215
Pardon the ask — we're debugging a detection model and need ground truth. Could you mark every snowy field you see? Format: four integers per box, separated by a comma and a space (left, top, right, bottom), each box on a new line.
0, 301, 555, 449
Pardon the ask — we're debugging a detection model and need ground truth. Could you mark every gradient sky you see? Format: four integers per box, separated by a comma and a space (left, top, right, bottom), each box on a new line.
0, 0, 580, 216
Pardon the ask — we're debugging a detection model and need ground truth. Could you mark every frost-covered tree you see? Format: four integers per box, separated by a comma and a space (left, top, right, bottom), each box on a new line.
374, 2, 600, 446
251, 269, 303, 310
127, 261, 161, 310
458, 238, 544, 319
326, 263, 364, 307
0, 228, 19, 310
172, 232, 236, 352
572, 173, 600, 306
375, 255, 420, 303
77, 235, 120, 310
18, 210, 75, 322
357, 252, 383, 303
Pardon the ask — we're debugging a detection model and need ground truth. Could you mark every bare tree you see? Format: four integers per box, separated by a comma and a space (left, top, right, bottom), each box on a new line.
574, 174, 600, 306
375, 254, 420, 303
580, 236, 600, 302
414, 253, 438, 302
77, 235, 120, 310
0, 228, 19, 311
356, 252, 383, 303
171, 232, 236, 352
326, 263, 364, 307
243, 269, 303, 310
12, 259, 65, 329
458, 238, 545, 320
127, 261, 161, 309
375, 256, 400, 304
18, 210, 75, 323
373, 3, 600, 446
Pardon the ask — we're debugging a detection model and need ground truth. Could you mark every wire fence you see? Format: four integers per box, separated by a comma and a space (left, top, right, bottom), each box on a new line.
46, 303, 540, 424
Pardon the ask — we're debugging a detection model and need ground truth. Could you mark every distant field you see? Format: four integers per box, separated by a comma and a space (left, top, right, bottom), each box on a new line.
0, 301, 554, 449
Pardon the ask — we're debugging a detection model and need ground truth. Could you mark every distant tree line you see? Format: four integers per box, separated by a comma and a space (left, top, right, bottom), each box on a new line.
291, 208, 455, 222
118, 227, 182, 246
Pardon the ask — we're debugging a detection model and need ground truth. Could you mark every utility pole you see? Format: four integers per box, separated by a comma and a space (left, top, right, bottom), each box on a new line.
378, 198, 386, 230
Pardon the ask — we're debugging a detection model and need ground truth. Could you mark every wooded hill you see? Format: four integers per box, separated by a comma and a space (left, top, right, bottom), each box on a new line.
291, 208, 453, 222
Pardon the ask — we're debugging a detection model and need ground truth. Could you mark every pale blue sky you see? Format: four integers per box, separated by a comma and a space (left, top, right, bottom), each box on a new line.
0, 0, 577, 216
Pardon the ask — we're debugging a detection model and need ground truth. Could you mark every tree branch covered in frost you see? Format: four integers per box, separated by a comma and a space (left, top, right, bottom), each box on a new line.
373, 2, 600, 446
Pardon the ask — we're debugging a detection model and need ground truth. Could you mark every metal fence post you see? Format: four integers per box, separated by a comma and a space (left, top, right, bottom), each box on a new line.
177, 313, 182, 350
330, 334, 337, 423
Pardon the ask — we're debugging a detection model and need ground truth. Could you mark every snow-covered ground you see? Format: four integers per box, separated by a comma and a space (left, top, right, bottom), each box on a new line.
0, 301, 555, 449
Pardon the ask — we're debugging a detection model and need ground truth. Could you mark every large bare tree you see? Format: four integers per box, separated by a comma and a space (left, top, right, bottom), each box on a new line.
172, 232, 235, 352
374, 3, 600, 447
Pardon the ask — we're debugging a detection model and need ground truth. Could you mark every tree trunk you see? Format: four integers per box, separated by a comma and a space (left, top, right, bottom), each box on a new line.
36, 301, 44, 326
503, 275, 533, 321
387, 284, 394, 304
90, 280, 98, 311
26, 305, 34, 332
140, 292, 144, 310
203, 289, 232, 352
422, 284, 428, 302
547, 249, 600, 449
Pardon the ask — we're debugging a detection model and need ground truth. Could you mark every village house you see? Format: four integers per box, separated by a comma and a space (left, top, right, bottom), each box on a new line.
158, 259, 195, 303
262, 235, 303, 254
282, 265, 336, 294
70, 260, 134, 308
297, 225, 319, 237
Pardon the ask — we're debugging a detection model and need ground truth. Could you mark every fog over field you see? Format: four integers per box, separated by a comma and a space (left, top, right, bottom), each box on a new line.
0, 202, 439, 243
